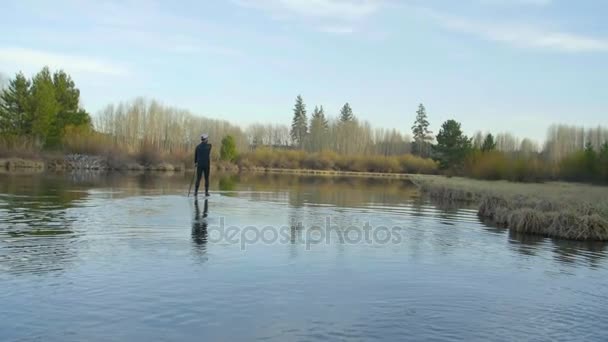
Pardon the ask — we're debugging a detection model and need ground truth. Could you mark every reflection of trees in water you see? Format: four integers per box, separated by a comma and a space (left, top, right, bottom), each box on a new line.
237, 173, 418, 209
0, 175, 84, 276
0, 174, 89, 209
219, 174, 239, 192
0, 232, 79, 276
1, 171, 193, 199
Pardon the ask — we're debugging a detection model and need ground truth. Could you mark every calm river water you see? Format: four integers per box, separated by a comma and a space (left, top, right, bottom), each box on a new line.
1, 172, 607, 341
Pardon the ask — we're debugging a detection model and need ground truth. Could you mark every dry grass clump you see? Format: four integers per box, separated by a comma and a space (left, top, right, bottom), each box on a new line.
413, 175, 608, 241
418, 183, 477, 202
509, 208, 552, 234
0, 136, 41, 159
477, 194, 608, 240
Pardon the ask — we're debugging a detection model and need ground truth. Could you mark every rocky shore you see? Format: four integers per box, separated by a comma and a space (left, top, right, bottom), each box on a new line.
1, 154, 185, 172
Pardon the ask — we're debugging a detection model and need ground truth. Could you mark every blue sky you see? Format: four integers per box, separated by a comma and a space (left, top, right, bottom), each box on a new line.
1, 0, 607, 142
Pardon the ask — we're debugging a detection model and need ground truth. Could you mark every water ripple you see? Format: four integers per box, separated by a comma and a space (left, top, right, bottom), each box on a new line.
1, 173, 607, 341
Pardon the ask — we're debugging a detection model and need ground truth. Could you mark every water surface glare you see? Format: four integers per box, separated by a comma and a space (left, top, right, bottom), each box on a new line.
1, 172, 607, 341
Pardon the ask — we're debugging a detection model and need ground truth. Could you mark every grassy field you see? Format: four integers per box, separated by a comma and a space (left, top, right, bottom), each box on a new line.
410, 175, 608, 241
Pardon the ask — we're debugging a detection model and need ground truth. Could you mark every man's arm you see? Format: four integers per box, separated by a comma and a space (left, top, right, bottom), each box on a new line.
194, 146, 198, 165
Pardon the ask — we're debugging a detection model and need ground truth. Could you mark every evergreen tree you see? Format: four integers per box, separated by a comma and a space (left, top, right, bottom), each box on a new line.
53, 70, 80, 113
309, 105, 329, 152
339, 102, 354, 122
0, 72, 32, 135
48, 70, 91, 146
312, 105, 329, 128
481, 133, 497, 152
0, 67, 91, 146
30, 67, 60, 144
290, 95, 308, 148
411, 103, 433, 157
432, 119, 472, 170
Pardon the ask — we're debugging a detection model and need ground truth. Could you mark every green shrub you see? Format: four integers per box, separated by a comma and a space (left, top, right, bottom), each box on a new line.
220, 135, 237, 162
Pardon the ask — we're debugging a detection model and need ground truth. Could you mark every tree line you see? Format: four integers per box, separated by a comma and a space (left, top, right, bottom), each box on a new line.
1, 68, 607, 182
0, 67, 91, 147
288, 95, 413, 156
286, 94, 608, 182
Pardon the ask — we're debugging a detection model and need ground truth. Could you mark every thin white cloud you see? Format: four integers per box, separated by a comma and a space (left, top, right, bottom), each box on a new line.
16, 0, 242, 58
318, 26, 356, 34
429, 11, 608, 53
477, 0, 552, 6
234, 0, 383, 35
235, 0, 382, 20
0, 47, 129, 76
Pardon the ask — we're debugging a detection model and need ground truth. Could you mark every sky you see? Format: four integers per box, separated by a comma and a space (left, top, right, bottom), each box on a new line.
1, 0, 607, 142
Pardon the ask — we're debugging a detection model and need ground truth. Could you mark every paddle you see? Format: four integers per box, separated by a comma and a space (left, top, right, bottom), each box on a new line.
187, 167, 196, 197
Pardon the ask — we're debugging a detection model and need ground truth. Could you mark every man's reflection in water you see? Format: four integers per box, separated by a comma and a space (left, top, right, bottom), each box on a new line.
192, 199, 209, 255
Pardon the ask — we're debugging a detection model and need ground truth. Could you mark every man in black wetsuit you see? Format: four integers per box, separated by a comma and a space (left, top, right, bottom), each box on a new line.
194, 134, 212, 197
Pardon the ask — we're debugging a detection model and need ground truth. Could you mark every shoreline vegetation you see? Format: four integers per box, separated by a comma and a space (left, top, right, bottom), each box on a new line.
411, 176, 608, 241
2, 67, 608, 241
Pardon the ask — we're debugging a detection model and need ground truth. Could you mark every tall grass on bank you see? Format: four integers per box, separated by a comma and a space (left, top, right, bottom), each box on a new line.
237, 148, 438, 174
412, 175, 608, 241
61, 126, 194, 169
478, 196, 608, 240
0, 135, 42, 159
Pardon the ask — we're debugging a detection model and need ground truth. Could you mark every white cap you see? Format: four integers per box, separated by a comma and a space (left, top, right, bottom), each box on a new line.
201, 133, 209, 140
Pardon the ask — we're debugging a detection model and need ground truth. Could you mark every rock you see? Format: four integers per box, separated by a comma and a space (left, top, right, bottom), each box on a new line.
0, 158, 44, 170
126, 163, 145, 171
64, 154, 109, 170
154, 163, 175, 172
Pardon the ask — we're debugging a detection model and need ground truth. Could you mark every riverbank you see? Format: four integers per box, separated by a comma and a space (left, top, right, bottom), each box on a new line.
411, 175, 608, 241
244, 167, 413, 179
0, 155, 187, 173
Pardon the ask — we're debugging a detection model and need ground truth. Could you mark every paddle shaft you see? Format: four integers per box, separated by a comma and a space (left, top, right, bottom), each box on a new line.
187, 167, 196, 197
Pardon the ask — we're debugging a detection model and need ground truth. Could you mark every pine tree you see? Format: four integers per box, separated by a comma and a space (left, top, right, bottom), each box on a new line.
53, 70, 80, 114
481, 133, 496, 152
313, 105, 329, 129
290, 95, 308, 148
432, 119, 472, 170
47, 70, 91, 146
309, 105, 329, 152
411, 103, 433, 157
0, 72, 32, 135
339, 103, 354, 122
30, 67, 60, 144
0, 67, 92, 145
